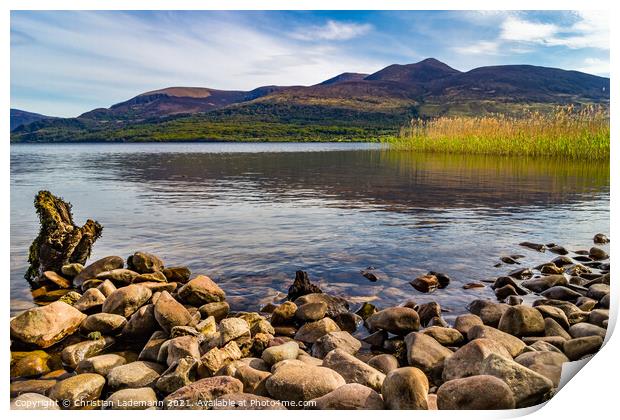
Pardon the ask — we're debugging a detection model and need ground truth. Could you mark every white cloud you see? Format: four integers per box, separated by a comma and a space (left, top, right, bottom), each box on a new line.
11, 12, 384, 116
499, 12, 608, 50
546, 11, 609, 50
454, 40, 500, 55
500, 16, 558, 43
575, 57, 609, 76
290, 20, 373, 41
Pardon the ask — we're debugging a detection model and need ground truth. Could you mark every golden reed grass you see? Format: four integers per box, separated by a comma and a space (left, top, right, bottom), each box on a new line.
388, 105, 609, 159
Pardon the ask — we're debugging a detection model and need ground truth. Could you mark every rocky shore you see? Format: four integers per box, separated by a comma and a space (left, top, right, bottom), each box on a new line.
10, 236, 610, 410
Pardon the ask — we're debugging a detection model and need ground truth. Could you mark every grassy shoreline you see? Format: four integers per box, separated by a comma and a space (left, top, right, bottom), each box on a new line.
385, 106, 609, 160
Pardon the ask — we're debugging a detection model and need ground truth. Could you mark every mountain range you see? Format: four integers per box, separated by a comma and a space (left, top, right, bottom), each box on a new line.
10, 58, 610, 142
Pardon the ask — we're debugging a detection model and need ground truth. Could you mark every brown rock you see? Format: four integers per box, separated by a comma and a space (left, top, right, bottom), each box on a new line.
381, 367, 429, 410
163, 376, 244, 409
10, 301, 87, 348
442, 338, 512, 382
154, 291, 193, 333
178, 275, 226, 306
437, 375, 515, 409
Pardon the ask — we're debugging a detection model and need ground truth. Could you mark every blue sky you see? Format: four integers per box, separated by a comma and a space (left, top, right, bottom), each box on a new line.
11, 10, 609, 117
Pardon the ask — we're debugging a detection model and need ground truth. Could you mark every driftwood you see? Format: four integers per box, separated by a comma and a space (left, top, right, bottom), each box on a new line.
286, 270, 323, 301
25, 190, 103, 284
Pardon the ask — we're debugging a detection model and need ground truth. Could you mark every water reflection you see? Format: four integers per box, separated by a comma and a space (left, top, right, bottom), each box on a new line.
10, 143, 609, 316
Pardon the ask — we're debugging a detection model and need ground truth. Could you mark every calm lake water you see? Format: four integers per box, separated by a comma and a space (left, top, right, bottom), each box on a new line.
10, 142, 610, 317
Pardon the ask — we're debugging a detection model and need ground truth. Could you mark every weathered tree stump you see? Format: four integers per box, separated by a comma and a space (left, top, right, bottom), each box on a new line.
286, 270, 322, 301
25, 191, 103, 284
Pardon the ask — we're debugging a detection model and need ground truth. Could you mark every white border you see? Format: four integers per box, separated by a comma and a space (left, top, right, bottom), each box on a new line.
2, 1, 617, 419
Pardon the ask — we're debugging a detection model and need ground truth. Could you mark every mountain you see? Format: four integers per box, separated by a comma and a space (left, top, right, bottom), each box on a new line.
10, 109, 57, 131
11, 58, 609, 143
79, 85, 290, 120
364, 58, 461, 83
317, 72, 369, 85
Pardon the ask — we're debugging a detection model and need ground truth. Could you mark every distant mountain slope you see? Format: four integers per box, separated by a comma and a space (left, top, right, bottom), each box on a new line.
11, 58, 610, 142
365, 58, 461, 84
10, 109, 57, 131
317, 72, 369, 85
426, 64, 609, 102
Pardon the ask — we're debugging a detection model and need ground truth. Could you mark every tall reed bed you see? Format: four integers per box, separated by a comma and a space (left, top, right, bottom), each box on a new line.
388, 105, 609, 159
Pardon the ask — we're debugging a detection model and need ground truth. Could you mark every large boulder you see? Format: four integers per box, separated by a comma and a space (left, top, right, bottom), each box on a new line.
366, 307, 420, 335
442, 338, 512, 382
107, 361, 165, 390
467, 325, 526, 357
422, 326, 463, 346
295, 302, 328, 322
481, 353, 554, 408
10, 301, 87, 348
129, 251, 164, 274
381, 367, 429, 410
498, 305, 545, 337
322, 349, 386, 392
568, 322, 607, 339
404, 332, 452, 377
163, 376, 243, 409
309, 383, 384, 409
95, 268, 140, 284
122, 304, 157, 338
167, 336, 201, 366
220, 318, 251, 345
10, 350, 52, 378
466, 300, 509, 327
154, 291, 193, 333
294, 317, 340, 343
76, 353, 127, 376
311, 331, 361, 359
48, 373, 106, 409
563, 336, 603, 360
270, 301, 298, 326
178, 275, 225, 306
522, 275, 567, 293
199, 341, 243, 376
437, 375, 515, 409
81, 313, 127, 335
102, 285, 152, 318
74, 256, 124, 288
368, 354, 399, 375
61, 336, 115, 368
293, 293, 350, 318
72, 288, 106, 312
453, 314, 484, 336
156, 357, 198, 395
265, 363, 346, 402
262, 341, 299, 366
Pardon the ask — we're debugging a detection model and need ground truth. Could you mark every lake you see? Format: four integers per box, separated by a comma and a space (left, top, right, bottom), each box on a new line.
10, 142, 610, 318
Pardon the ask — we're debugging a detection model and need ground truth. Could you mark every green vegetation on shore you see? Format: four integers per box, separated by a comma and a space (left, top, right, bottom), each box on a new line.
386, 106, 609, 160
